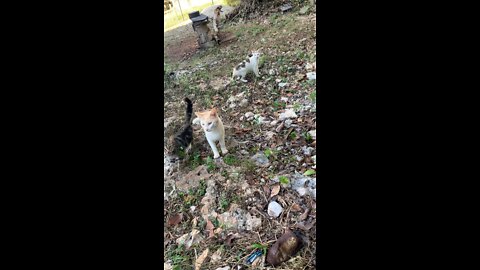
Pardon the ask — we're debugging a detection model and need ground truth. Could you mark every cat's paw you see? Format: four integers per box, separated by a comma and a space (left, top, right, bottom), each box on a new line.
221, 149, 229, 155
213, 153, 221, 159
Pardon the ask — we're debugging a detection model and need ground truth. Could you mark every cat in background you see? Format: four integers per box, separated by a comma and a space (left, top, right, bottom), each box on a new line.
164, 97, 193, 175
193, 108, 228, 159
212, 5, 223, 43
232, 50, 262, 83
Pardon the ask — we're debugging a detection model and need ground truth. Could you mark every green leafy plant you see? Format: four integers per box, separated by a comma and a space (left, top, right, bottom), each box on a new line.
279, 176, 290, 185
252, 243, 268, 255
304, 169, 316, 176
224, 154, 238, 166
206, 156, 216, 172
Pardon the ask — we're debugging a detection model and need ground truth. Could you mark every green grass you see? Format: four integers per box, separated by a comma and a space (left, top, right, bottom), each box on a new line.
224, 154, 238, 166
279, 176, 290, 185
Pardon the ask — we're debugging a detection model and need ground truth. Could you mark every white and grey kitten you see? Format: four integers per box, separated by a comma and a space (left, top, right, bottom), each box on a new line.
232, 51, 262, 83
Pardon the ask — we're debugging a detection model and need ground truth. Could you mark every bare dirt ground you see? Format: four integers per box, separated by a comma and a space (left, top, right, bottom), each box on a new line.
164, 3, 317, 269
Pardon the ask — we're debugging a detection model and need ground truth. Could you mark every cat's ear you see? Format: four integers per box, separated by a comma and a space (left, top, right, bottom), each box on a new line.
210, 108, 217, 116
195, 112, 202, 117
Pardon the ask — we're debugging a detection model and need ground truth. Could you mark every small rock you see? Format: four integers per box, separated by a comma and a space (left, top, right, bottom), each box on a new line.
284, 119, 293, 128
279, 109, 298, 120
280, 97, 288, 102
278, 82, 288, 88
270, 120, 278, 126
299, 5, 310, 15
267, 201, 283, 218
251, 152, 270, 167
306, 72, 316, 80
245, 112, 254, 118
308, 130, 316, 140
275, 78, 282, 83
239, 99, 248, 106
302, 146, 315, 156
240, 150, 249, 155
269, 69, 275, 75
236, 91, 246, 98
276, 146, 283, 151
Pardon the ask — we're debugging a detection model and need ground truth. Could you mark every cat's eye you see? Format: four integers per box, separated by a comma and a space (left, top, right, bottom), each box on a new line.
207, 122, 212, 125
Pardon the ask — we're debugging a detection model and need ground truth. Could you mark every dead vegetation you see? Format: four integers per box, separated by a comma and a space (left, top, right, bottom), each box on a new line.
164, 3, 316, 269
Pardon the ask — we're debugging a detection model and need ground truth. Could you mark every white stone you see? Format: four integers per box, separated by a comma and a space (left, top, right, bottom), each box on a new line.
265, 131, 275, 140
245, 112, 254, 118
281, 97, 289, 102
306, 72, 316, 80
267, 201, 283, 218
278, 82, 289, 88
279, 109, 298, 120
284, 119, 293, 128
308, 129, 316, 140
270, 120, 278, 126
239, 99, 248, 106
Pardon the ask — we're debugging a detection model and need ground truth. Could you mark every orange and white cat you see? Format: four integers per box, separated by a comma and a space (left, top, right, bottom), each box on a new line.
193, 108, 228, 159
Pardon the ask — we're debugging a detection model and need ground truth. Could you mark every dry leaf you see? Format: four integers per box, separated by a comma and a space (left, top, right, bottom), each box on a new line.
290, 203, 302, 212
270, 184, 280, 198
225, 233, 240, 246
299, 208, 310, 221
211, 248, 222, 263
295, 220, 316, 231
206, 219, 215, 238
195, 248, 209, 270
263, 185, 271, 198
168, 213, 183, 226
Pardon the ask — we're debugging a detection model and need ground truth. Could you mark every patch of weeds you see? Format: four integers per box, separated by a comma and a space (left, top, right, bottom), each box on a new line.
189, 151, 201, 169
293, 103, 302, 111
206, 156, 216, 172
203, 96, 212, 108
258, 55, 266, 68
296, 50, 307, 60
309, 90, 316, 103
167, 244, 191, 269
241, 158, 256, 172
210, 217, 220, 228
224, 154, 238, 166
289, 131, 297, 140
219, 195, 230, 212
196, 180, 206, 197
250, 26, 265, 36
279, 176, 290, 185
264, 148, 273, 158
272, 100, 286, 111
303, 131, 313, 143
252, 243, 268, 255
198, 218, 206, 229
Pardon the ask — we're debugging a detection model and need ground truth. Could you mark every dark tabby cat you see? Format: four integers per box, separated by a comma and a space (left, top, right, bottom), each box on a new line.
164, 97, 193, 167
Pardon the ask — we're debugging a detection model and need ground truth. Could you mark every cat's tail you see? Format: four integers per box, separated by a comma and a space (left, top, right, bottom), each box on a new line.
184, 97, 193, 124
